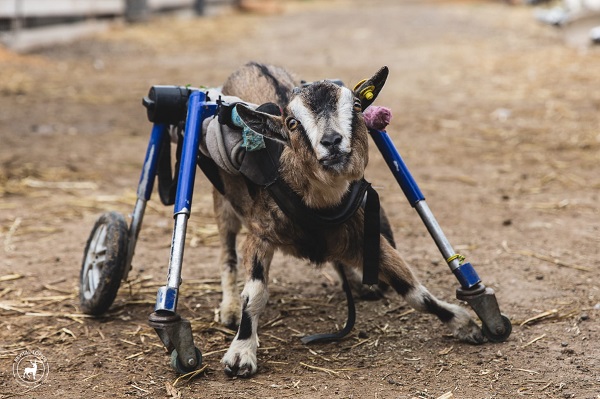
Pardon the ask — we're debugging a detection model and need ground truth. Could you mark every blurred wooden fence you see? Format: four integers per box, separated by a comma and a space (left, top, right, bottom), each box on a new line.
0, 0, 234, 51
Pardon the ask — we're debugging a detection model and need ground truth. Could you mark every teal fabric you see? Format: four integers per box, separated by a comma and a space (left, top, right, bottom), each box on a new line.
231, 107, 266, 151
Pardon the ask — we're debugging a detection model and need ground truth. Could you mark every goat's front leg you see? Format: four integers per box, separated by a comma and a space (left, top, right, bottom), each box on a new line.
222, 235, 273, 378
214, 192, 243, 329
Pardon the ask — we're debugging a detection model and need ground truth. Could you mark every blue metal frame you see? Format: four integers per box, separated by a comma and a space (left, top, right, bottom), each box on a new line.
122, 123, 169, 281
138, 91, 508, 351
154, 91, 218, 313
368, 128, 424, 207
150, 119, 482, 313
138, 124, 169, 201
174, 91, 217, 215
368, 128, 481, 290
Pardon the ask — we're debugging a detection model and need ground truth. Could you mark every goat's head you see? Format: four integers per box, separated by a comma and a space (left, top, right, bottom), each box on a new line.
235, 67, 389, 184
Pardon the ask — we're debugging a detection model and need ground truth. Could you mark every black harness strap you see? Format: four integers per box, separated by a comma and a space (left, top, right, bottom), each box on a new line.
197, 152, 225, 195
267, 177, 381, 286
266, 178, 369, 227
157, 128, 183, 206
270, 179, 379, 345
362, 185, 381, 286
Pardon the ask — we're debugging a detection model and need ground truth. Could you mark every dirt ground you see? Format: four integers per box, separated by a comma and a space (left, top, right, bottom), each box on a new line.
1, 0, 599, 398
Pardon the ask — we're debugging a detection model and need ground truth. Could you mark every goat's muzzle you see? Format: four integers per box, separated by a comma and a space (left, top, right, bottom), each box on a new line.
319, 151, 350, 169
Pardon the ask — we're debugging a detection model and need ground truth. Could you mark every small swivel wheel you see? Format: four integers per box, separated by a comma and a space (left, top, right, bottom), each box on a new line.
80, 212, 129, 315
170, 348, 203, 374
482, 314, 512, 343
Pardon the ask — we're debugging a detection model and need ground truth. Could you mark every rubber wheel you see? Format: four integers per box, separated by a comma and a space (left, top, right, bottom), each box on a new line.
79, 212, 129, 315
170, 348, 203, 374
482, 314, 512, 343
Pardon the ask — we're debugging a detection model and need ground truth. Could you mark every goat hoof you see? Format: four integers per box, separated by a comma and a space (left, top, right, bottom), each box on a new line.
222, 348, 258, 378
224, 363, 253, 378
223, 359, 255, 378
456, 319, 485, 345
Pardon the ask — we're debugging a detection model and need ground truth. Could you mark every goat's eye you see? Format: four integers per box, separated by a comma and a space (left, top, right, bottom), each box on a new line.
286, 117, 299, 130
353, 99, 362, 112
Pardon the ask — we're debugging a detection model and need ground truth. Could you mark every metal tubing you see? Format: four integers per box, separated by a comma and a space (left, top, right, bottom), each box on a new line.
138, 124, 168, 201
164, 92, 206, 296
123, 124, 168, 280
368, 128, 480, 286
154, 185, 188, 312
167, 214, 188, 289
154, 93, 203, 312
414, 200, 460, 272
174, 91, 204, 215
129, 199, 146, 248
368, 128, 425, 207
123, 198, 146, 281
368, 128, 509, 339
154, 91, 217, 313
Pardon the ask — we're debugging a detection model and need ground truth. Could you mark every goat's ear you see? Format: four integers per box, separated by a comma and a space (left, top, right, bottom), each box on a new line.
353, 66, 389, 110
235, 103, 289, 145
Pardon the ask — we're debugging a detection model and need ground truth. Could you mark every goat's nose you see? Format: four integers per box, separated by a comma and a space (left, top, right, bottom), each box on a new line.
320, 132, 342, 148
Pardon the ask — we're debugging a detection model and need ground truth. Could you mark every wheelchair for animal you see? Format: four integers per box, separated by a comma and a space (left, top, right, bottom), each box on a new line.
79, 83, 512, 374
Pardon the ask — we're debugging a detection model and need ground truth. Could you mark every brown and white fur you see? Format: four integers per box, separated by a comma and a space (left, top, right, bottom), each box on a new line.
214, 62, 483, 378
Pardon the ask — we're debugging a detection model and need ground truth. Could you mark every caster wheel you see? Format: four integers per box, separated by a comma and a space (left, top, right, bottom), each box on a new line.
170, 347, 203, 374
79, 212, 129, 315
482, 314, 512, 343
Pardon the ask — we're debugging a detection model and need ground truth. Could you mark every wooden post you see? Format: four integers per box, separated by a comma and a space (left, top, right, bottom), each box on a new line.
125, 0, 149, 22
194, 0, 205, 15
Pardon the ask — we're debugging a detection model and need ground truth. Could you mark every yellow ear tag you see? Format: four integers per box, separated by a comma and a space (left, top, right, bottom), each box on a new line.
353, 79, 375, 101
360, 85, 375, 101
353, 79, 367, 91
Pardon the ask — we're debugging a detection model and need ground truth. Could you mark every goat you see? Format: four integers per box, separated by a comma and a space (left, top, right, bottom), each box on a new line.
211, 62, 483, 378
23, 361, 37, 380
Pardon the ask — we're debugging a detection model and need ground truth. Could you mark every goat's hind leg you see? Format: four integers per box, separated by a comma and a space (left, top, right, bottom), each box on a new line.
214, 192, 242, 329
378, 240, 484, 344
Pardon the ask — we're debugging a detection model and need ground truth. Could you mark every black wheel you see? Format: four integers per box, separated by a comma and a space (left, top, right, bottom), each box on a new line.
482, 314, 512, 343
79, 212, 129, 315
170, 348, 203, 374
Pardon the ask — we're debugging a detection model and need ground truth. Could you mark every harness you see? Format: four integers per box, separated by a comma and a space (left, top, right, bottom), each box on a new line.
239, 135, 382, 289
158, 99, 382, 344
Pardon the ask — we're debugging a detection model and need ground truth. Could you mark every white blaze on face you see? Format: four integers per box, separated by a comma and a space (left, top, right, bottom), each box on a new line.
288, 96, 319, 150
335, 87, 355, 152
288, 86, 355, 160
